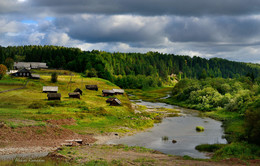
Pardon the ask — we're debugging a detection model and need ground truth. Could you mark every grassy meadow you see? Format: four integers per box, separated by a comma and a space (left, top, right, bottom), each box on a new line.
0, 70, 157, 135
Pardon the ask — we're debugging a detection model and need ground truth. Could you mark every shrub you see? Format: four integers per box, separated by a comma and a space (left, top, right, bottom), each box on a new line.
0, 64, 7, 80
196, 126, 204, 132
214, 142, 260, 159
195, 144, 226, 152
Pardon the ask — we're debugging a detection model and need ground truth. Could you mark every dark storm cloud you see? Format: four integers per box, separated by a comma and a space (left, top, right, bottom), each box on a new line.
165, 16, 260, 43
28, 0, 260, 16
54, 15, 166, 44
1, 0, 260, 63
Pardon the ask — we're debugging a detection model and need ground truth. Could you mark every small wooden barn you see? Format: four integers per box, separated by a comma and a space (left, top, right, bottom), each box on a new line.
85, 85, 98, 91
106, 97, 117, 103
74, 88, 83, 95
68, 92, 80, 99
43, 86, 58, 93
110, 98, 121, 106
102, 90, 115, 97
47, 93, 61, 100
12, 68, 31, 77
112, 89, 124, 95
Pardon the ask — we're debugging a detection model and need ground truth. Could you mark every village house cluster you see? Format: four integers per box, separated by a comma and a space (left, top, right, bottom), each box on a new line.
43, 84, 124, 106
8, 62, 124, 106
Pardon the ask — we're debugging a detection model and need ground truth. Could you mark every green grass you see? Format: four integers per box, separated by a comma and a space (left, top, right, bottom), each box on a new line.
126, 87, 173, 102
213, 142, 260, 160
0, 70, 157, 134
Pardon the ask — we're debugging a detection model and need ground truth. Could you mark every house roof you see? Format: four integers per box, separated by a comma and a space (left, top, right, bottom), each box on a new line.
106, 97, 117, 103
18, 68, 31, 73
14, 62, 31, 69
112, 89, 124, 93
113, 98, 122, 105
74, 88, 82, 91
43, 86, 58, 92
102, 90, 115, 94
14, 62, 48, 69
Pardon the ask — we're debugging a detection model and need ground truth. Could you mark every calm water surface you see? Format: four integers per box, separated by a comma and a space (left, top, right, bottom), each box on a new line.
107, 98, 227, 159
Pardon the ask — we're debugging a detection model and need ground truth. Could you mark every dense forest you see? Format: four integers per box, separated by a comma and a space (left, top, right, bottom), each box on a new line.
0, 45, 260, 89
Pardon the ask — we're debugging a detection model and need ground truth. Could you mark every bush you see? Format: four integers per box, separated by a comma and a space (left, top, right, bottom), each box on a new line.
0, 64, 7, 80
214, 142, 260, 159
196, 126, 204, 132
195, 144, 226, 152
51, 72, 58, 83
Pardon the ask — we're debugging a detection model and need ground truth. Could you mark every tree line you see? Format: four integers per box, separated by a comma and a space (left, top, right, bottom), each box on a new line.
1, 45, 260, 88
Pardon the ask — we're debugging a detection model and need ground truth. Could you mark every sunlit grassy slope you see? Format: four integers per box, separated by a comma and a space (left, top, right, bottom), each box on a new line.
0, 71, 155, 134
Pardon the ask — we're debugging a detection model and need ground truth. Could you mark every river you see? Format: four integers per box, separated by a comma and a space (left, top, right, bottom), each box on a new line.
107, 97, 227, 159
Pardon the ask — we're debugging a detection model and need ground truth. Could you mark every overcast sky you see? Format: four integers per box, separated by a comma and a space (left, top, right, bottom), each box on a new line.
1, 0, 260, 63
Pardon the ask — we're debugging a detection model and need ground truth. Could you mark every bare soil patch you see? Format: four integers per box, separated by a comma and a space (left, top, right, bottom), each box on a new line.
0, 125, 96, 155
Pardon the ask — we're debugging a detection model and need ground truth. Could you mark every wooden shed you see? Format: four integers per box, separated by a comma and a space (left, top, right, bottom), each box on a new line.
47, 93, 61, 100
85, 85, 98, 91
106, 97, 117, 103
110, 98, 121, 106
112, 89, 125, 95
43, 86, 58, 93
68, 92, 80, 99
74, 88, 83, 95
102, 90, 115, 97
12, 68, 31, 77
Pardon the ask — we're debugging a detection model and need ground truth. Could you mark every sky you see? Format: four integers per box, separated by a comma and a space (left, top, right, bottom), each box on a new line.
1, 0, 260, 63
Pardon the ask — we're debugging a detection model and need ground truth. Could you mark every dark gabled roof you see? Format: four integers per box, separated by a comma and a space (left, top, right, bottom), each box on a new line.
18, 68, 31, 73
102, 90, 115, 94
106, 97, 117, 103
74, 88, 82, 92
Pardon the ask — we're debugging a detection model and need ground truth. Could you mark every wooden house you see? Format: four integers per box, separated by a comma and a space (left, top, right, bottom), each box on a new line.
110, 98, 121, 106
112, 89, 124, 95
47, 93, 61, 100
68, 92, 80, 99
102, 90, 115, 97
43, 86, 58, 93
85, 85, 98, 91
12, 68, 31, 77
74, 88, 83, 95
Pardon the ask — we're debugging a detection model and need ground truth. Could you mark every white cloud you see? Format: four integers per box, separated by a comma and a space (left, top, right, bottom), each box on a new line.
28, 32, 45, 44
